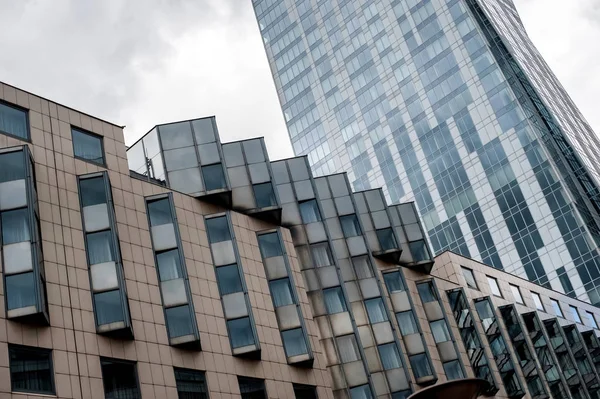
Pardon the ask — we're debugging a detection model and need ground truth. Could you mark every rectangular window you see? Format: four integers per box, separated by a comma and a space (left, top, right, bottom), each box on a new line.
282, 328, 308, 357
323, 286, 347, 314
378, 343, 401, 370
147, 198, 172, 226
72, 127, 105, 165
228, 317, 255, 348
165, 305, 195, 338
410, 353, 433, 378
100, 358, 141, 399
396, 311, 419, 336
376, 228, 397, 250
486, 276, 502, 297
310, 242, 334, 267
202, 163, 227, 191
299, 199, 321, 223
87, 230, 115, 264
532, 292, 544, 311
238, 376, 266, 399
443, 360, 464, 380
6, 272, 36, 310
174, 368, 207, 399
510, 284, 524, 304
586, 311, 599, 329
215, 264, 243, 295
336, 334, 360, 363
253, 182, 277, 208
349, 385, 373, 399
416, 281, 438, 303
352, 256, 373, 279
569, 306, 582, 324
156, 249, 183, 281
0, 101, 28, 140
257, 232, 283, 258
269, 278, 294, 307
9, 345, 55, 394
2, 208, 30, 244
94, 290, 124, 326
365, 297, 388, 324
383, 271, 405, 293
205, 216, 231, 243
0, 149, 26, 182
79, 176, 107, 206
340, 214, 362, 237
409, 239, 430, 262
293, 384, 318, 399
461, 267, 477, 289
430, 319, 451, 343
550, 299, 563, 317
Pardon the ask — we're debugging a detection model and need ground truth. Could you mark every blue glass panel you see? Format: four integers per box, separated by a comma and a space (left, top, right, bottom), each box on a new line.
94, 290, 124, 325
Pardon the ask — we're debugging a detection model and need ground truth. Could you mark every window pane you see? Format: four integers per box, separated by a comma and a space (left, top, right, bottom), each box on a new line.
352, 256, 373, 279
532, 292, 544, 310
192, 118, 216, 144
431, 320, 451, 343
410, 354, 433, 378
365, 298, 388, 324
409, 240, 429, 261
293, 384, 317, 399
337, 334, 360, 363
383, 272, 405, 293
0, 150, 25, 183
311, 242, 333, 267
462, 267, 477, 289
0, 102, 28, 140
2, 208, 30, 244
174, 368, 207, 399
147, 198, 172, 227
417, 281, 438, 303
443, 360, 464, 380
205, 216, 231, 243
156, 249, 183, 281
340, 214, 362, 237
550, 299, 563, 317
165, 305, 194, 338
87, 230, 115, 265
238, 377, 266, 399
397, 311, 419, 336
258, 232, 283, 258
391, 391, 412, 399
94, 290, 124, 325
202, 163, 227, 191
587, 311, 598, 329
378, 343, 401, 370
487, 276, 502, 297
510, 285, 524, 304
215, 264, 243, 295
270, 278, 294, 307
9, 345, 54, 394
282, 328, 308, 357
228, 317, 255, 348
299, 199, 321, 223
159, 121, 193, 150
79, 177, 107, 207
6, 272, 36, 310
349, 384, 373, 399
101, 358, 141, 399
377, 228, 397, 250
323, 287, 347, 314
253, 182, 277, 208
570, 306, 582, 323
72, 128, 104, 164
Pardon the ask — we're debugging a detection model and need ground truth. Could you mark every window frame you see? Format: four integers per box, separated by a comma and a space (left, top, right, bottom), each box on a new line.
486, 276, 502, 298
461, 267, 478, 289
8, 344, 55, 395
72, 126, 106, 166
0, 100, 30, 142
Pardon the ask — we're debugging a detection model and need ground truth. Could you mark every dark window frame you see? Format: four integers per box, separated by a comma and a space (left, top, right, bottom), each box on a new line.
72, 126, 106, 166
0, 100, 30, 142
8, 344, 55, 395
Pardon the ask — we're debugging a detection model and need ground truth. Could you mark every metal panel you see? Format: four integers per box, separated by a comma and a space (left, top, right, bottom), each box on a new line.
0, 179, 26, 211
264, 256, 288, 280
3, 242, 33, 275
294, 180, 315, 201
372, 321, 394, 345
161, 278, 188, 308
83, 203, 110, 233
222, 292, 249, 319
151, 223, 178, 252
211, 240, 236, 266
90, 262, 119, 293
331, 312, 354, 336
347, 236, 367, 256
359, 278, 380, 299
276, 304, 301, 330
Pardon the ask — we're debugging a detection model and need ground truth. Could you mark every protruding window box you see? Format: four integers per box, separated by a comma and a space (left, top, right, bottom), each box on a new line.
372, 247, 403, 264
372, 228, 403, 263
287, 352, 314, 367
232, 343, 261, 358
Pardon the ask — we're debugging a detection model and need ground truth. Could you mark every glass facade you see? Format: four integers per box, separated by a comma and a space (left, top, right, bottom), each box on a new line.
253, 0, 600, 304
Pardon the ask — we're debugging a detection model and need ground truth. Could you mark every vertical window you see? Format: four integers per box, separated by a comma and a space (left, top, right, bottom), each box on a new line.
416, 281, 438, 303
376, 228, 397, 250
299, 199, 321, 223
0, 102, 28, 140
569, 306, 582, 324
383, 271, 405, 293
409, 239, 430, 262
323, 287, 347, 314
282, 328, 308, 357
165, 305, 194, 338
486, 276, 502, 297
378, 343, 402, 370
6, 272, 36, 310
238, 376, 266, 399
430, 319, 451, 343
94, 290, 124, 326
550, 299, 563, 317
253, 182, 277, 208
202, 163, 227, 191
409, 354, 433, 378
397, 311, 419, 336
269, 278, 294, 307
228, 317, 255, 349
352, 256, 373, 279
340, 214, 362, 237
174, 368, 207, 399
147, 198, 172, 226
9, 345, 54, 394
586, 311, 599, 329
215, 264, 243, 295
310, 242, 333, 267
532, 292, 544, 311
443, 360, 464, 380
156, 249, 183, 281
510, 284, 524, 304
462, 267, 477, 289
293, 384, 318, 399
349, 384, 373, 399
205, 216, 231, 243
336, 334, 361, 363
364, 297, 388, 324
100, 358, 141, 399
257, 232, 283, 258
2, 208, 30, 243
72, 127, 104, 165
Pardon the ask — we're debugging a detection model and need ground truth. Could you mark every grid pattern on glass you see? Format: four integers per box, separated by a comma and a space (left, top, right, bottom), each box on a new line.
72, 127, 105, 165
174, 368, 207, 399
100, 358, 141, 399
9, 345, 55, 395
0, 101, 28, 140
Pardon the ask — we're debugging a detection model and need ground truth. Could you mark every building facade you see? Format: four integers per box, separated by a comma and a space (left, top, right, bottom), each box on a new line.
2, 82, 600, 399
252, 0, 600, 305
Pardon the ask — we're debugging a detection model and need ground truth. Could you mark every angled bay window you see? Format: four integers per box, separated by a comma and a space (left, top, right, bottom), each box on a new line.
146, 194, 199, 348
0, 146, 48, 324
253, 182, 277, 208
72, 127, 105, 165
78, 173, 132, 337
9, 344, 54, 395
0, 101, 28, 140
174, 368, 208, 399
376, 228, 397, 251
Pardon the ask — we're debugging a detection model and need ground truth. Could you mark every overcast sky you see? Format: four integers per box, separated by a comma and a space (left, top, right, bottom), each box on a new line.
0, 0, 598, 160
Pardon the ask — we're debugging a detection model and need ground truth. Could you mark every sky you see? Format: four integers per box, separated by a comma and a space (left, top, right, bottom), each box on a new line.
0, 0, 599, 160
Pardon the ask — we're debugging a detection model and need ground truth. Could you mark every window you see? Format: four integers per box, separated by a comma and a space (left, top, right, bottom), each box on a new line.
336, 335, 360, 363
238, 376, 266, 399
165, 305, 194, 338
532, 292, 544, 311
87, 230, 115, 264
462, 267, 477, 289
79, 176, 107, 207
156, 249, 183, 281
257, 232, 283, 258
550, 299, 563, 317
383, 271, 405, 293
253, 182, 277, 208
586, 311, 598, 329
215, 264, 243, 295
443, 360, 464, 380
376, 228, 397, 250
100, 358, 141, 399
391, 391, 412, 399
0, 101, 28, 140
416, 281, 438, 303
397, 311, 419, 336
174, 368, 207, 399
569, 306, 582, 324
311, 242, 334, 267
340, 214, 362, 237
147, 198, 172, 226
6, 272, 36, 310
430, 319, 451, 343
364, 297, 388, 324
486, 276, 502, 297
202, 163, 227, 191
282, 328, 308, 357
94, 290, 124, 326
0, 149, 26, 183
510, 284, 524, 304
352, 256, 373, 279
269, 278, 294, 307
323, 287, 347, 314
228, 317, 255, 348
72, 127, 104, 165
378, 343, 401, 370
205, 216, 231, 243
293, 384, 318, 399
409, 240, 430, 262
349, 385, 373, 399
2, 208, 30, 244
299, 199, 321, 223
9, 345, 54, 394
410, 354, 433, 378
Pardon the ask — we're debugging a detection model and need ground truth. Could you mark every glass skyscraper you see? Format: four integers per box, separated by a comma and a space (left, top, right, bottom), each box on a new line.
252, 0, 600, 304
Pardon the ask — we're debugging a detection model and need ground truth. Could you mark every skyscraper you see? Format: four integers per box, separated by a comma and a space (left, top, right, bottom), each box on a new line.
252, 0, 600, 304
